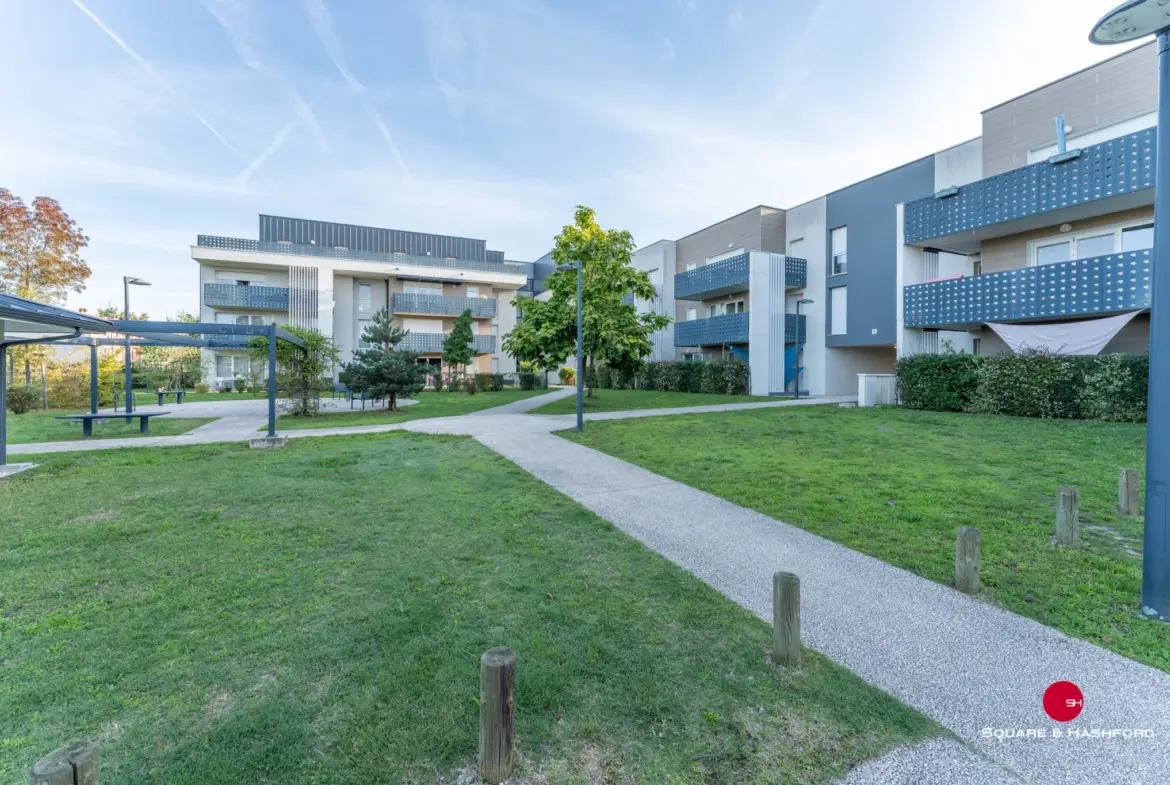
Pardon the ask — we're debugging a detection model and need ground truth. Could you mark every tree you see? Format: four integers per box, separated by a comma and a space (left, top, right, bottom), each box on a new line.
0, 189, 90, 303
442, 309, 476, 385
342, 308, 426, 410
138, 312, 206, 391
248, 326, 339, 417
502, 206, 670, 396
97, 305, 150, 321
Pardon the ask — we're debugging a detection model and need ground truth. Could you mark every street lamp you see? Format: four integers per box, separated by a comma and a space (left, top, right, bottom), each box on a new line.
123, 276, 150, 416
793, 298, 813, 399
556, 261, 584, 432
1091, 0, 1170, 621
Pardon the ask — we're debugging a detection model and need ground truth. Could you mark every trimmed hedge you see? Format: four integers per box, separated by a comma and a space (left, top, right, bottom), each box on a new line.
894, 351, 1148, 422
594, 360, 750, 395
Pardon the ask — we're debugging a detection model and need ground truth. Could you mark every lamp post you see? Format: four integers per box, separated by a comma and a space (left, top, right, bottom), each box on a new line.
556, 261, 584, 432
1091, 0, 1170, 621
123, 276, 150, 416
793, 298, 813, 399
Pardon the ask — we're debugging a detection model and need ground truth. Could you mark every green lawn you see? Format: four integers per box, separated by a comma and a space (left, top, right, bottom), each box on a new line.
0, 435, 937, 784
563, 406, 1168, 672
531, 388, 768, 414
4, 411, 214, 444
274, 389, 549, 430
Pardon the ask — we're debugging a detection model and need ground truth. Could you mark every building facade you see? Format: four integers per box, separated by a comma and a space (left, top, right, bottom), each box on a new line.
191, 215, 533, 388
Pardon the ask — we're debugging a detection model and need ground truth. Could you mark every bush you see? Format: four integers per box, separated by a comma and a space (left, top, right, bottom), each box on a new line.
971, 350, 1089, 419
518, 371, 536, 391
1081, 354, 1149, 422
488, 373, 505, 392
594, 364, 613, 389
46, 371, 89, 410
5, 384, 39, 414
559, 366, 576, 385
895, 354, 984, 412
474, 373, 495, 392
464, 375, 478, 395
195, 382, 210, 394
628, 360, 748, 394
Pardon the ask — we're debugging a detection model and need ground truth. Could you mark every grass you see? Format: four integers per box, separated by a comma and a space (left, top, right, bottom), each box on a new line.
562, 405, 1169, 671
4, 411, 214, 444
273, 389, 549, 430
530, 388, 767, 415
0, 435, 939, 784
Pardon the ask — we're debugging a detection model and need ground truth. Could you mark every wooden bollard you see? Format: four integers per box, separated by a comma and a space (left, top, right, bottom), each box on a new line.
955, 527, 980, 594
479, 647, 517, 784
1119, 468, 1141, 517
30, 741, 99, 785
772, 571, 801, 667
1057, 487, 1079, 548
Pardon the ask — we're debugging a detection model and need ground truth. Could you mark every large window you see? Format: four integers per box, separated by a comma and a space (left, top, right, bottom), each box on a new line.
215, 313, 269, 326
358, 319, 373, 348
404, 284, 441, 296
831, 227, 847, 275
830, 286, 847, 335
1031, 221, 1154, 265
214, 355, 254, 379
358, 283, 372, 313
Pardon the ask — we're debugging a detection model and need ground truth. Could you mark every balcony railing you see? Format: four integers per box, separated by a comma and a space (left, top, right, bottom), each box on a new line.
203, 283, 289, 310
674, 254, 808, 300
196, 235, 527, 277
673, 311, 807, 346
391, 292, 496, 318
903, 248, 1151, 328
904, 128, 1156, 244
396, 332, 495, 354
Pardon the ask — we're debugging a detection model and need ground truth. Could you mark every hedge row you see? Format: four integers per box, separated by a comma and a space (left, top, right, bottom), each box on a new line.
895, 351, 1148, 422
593, 360, 750, 395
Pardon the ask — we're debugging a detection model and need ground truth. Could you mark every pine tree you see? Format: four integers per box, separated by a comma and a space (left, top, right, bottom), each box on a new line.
342, 308, 425, 410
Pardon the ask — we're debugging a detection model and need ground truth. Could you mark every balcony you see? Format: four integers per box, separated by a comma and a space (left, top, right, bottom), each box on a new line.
203, 283, 289, 310
673, 311, 807, 346
397, 332, 495, 354
391, 292, 496, 318
674, 254, 808, 300
196, 235, 527, 278
903, 249, 1151, 329
904, 129, 1155, 245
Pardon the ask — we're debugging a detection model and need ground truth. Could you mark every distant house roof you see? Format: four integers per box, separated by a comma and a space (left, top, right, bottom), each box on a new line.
0, 293, 115, 338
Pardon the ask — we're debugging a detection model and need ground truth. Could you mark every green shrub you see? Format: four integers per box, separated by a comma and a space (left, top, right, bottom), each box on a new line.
518, 371, 536, 391
464, 375, 478, 395
594, 364, 613, 389
194, 382, 210, 394
5, 384, 39, 414
46, 371, 89, 410
895, 354, 984, 412
1080, 353, 1148, 422
488, 373, 505, 392
612, 367, 634, 389
971, 350, 1089, 419
474, 373, 494, 392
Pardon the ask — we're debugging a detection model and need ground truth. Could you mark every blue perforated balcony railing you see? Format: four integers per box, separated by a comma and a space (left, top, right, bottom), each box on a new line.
196, 235, 527, 277
673, 311, 807, 346
903, 248, 1151, 328
391, 292, 496, 318
396, 332, 495, 354
904, 129, 1156, 244
674, 254, 808, 300
203, 283, 289, 310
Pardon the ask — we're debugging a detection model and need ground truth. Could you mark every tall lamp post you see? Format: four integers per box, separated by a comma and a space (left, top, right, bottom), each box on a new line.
556, 261, 584, 433
1091, 0, 1170, 620
123, 276, 150, 416
792, 298, 813, 399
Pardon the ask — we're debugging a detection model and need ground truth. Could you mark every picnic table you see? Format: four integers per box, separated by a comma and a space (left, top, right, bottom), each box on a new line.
55, 411, 171, 437
155, 390, 185, 405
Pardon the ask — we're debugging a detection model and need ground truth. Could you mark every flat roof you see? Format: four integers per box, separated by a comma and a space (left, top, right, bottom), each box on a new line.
0, 293, 114, 336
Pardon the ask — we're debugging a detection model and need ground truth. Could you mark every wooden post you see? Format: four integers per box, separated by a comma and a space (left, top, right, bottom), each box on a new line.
1057, 487, 1079, 548
1119, 468, 1141, 517
955, 527, 980, 594
30, 741, 99, 785
479, 647, 516, 784
772, 571, 801, 667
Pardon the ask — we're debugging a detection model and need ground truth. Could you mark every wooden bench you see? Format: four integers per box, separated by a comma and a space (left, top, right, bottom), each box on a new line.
155, 390, 186, 405
55, 411, 171, 437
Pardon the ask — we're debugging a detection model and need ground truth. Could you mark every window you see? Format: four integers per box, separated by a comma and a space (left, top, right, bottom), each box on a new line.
1032, 221, 1155, 265
830, 286, 847, 335
358, 319, 373, 348
405, 284, 440, 296
1035, 240, 1071, 266
972, 256, 983, 276
215, 355, 232, 378
725, 300, 745, 314
972, 337, 982, 357
1123, 224, 1154, 251
686, 307, 698, 321
358, 283, 372, 313
709, 304, 719, 318
1077, 233, 1114, 258
831, 227, 847, 275
466, 286, 479, 299
233, 356, 250, 377
216, 272, 264, 285
685, 263, 698, 271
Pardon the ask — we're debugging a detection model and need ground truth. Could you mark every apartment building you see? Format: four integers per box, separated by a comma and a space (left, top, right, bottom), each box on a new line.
638, 41, 1158, 398
191, 215, 534, 387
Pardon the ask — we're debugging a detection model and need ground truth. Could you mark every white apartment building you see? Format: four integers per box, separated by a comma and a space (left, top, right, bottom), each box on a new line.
191, 215, 532, 388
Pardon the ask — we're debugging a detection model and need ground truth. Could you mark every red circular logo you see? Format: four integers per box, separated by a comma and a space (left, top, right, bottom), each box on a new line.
1043, 681, 1084, 722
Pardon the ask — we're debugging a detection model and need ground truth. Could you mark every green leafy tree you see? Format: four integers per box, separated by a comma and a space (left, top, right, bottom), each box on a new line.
137, 311, 205, 390
342, 308, 426, 410
97, 305, 149, 321
442, 309, 476, 385
503, 206, 670, 396
248, 326, 339, 417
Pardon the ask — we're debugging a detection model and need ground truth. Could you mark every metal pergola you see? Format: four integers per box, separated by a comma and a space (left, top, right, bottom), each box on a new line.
1, 294, 305, 466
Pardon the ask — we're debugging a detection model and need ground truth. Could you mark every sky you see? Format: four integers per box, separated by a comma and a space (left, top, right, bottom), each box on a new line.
0, 0, 1140, 318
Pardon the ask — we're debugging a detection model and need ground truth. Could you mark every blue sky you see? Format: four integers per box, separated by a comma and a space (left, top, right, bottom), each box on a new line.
0, 0, 1129, 318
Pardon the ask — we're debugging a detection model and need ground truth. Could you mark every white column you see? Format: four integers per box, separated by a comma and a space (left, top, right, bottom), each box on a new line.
495, 290, 518, 374
747, 252, 786, 396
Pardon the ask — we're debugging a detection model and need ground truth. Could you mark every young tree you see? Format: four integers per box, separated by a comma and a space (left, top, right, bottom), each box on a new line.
249, 326, 340, 417
502, 206, 670, 396
442, 309, 476, 386
97, 305, 150, 321
343, 308, 426, 410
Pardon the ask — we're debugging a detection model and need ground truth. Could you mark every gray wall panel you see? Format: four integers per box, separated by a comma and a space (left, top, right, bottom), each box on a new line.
258, 215, 489, 261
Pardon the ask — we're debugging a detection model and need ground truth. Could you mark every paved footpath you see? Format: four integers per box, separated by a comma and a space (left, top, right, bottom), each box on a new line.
7, 389, 1169, 783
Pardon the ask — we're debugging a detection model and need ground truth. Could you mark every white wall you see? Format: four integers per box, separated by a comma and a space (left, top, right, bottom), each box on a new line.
934, 137, 983, 191
495, 290, 518, 374
825, 346, 896, 396
784, 197, 827, 396
332, 273, 354, 366
632, 239, 677, 361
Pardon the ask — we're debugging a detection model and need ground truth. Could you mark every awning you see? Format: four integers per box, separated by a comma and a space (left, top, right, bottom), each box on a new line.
986, 310, 1142, 355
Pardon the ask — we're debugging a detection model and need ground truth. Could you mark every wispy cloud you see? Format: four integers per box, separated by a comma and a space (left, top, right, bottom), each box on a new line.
301, 0, 411, 177
662, 38, 675, 60
69, 0, 243, 160
420, 0, 472, 124
680, 0, 698, 15
727, 6, 744, 30
234, 114, 302, 189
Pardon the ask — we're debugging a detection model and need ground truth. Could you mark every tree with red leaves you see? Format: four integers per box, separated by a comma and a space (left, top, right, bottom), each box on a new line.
0, 188, 91, 304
